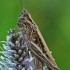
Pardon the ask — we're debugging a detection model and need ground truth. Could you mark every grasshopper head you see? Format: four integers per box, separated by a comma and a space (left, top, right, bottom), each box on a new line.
17, 9, 33, 28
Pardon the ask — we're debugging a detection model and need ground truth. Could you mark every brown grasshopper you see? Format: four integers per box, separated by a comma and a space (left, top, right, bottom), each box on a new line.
14, 9, 60, 70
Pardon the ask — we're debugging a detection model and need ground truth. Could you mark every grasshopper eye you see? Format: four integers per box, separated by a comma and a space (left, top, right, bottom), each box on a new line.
18, 17, 25, 27
18, 22, 23, 27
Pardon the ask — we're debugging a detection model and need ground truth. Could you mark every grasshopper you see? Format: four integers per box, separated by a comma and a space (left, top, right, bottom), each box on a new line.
14, 9, 60, 70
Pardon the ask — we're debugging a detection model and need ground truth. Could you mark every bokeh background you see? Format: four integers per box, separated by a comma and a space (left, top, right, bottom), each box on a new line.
0, 0, 70, 70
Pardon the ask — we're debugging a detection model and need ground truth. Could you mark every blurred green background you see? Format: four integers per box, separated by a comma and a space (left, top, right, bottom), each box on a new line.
0, 0, 70, 70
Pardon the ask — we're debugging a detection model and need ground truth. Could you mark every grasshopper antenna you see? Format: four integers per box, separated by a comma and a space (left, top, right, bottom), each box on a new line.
20, 0, 25, 10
